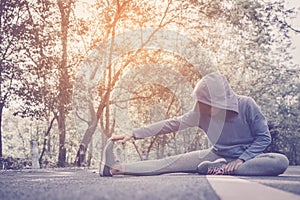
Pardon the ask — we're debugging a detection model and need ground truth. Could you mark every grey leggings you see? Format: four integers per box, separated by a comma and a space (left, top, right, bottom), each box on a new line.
123, 149, 289, 176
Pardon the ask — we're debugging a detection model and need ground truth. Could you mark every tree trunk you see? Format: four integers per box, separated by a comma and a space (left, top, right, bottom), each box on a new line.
39, 115, 56, 167
57, 111, 66, 167
0, 103, 3, 168
86, 138, 93, 167
57, 0, 72, 167
75, 99, 98, 166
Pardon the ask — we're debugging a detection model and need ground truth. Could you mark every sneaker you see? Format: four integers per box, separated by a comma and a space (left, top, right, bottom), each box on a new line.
197, 158, 227, 175
99, 139, 115, 177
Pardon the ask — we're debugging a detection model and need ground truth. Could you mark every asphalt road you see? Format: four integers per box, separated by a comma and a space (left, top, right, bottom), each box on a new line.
0, 166, 299, 200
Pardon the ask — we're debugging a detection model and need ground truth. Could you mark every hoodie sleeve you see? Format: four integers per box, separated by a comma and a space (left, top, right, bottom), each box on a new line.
133, 102, 201, 139
238, 98, 271, 161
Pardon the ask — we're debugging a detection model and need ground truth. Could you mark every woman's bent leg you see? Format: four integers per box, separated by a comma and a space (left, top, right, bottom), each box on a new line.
235, 153, 289, 176
121, 148, 221, 176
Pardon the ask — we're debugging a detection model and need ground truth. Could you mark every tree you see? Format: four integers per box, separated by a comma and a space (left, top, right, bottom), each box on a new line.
74, 0, 180, 166
23, 0, 60, 166
8, 0, 79, 167
10, 0, 70, 167
0, 0, 37, 165
56, 0, 75, 167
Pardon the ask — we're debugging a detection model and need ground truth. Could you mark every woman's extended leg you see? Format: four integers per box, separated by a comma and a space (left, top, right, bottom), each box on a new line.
113, 148, 222, 176
235, 153, 289, 176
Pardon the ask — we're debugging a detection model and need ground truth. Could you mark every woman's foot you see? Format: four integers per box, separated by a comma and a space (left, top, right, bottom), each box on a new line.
99, 139, 115, 177
197, 158, 227, 175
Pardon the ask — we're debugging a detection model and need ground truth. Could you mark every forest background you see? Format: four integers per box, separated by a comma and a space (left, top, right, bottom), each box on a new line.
0, 0, 299, 169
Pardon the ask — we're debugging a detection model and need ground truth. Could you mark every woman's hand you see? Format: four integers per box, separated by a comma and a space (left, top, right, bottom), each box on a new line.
224, 159, 244, 174
110, 134, 134, 144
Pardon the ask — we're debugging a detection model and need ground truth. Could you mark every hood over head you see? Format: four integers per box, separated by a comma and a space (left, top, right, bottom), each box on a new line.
191, 71, 238, 113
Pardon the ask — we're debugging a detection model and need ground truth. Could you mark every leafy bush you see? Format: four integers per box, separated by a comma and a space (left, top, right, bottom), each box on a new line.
0, 157, 32, 170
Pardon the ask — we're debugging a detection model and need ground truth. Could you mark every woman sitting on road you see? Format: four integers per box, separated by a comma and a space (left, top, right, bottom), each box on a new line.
100, 71, 289, 177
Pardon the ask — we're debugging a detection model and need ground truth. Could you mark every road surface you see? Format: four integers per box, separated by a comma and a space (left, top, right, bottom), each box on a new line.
0, 166, 299, 200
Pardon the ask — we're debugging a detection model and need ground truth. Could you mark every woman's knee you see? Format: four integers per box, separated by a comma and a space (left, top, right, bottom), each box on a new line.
275, 153, 289, 171
262, 153, 288, 164
237, 153, 289, 176
259, 153, 289, 174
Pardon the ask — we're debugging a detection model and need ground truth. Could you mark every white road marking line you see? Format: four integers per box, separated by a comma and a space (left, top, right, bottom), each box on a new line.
206, 175, 300, 200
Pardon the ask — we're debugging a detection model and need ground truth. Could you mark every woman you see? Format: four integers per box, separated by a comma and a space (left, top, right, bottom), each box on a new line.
100, 71, 289, 177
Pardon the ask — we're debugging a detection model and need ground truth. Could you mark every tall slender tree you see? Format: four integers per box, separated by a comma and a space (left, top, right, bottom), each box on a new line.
56, 0, 74, 167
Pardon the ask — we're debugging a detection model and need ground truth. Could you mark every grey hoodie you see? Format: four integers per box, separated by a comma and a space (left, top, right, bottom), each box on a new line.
133, 71, 271, 161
